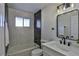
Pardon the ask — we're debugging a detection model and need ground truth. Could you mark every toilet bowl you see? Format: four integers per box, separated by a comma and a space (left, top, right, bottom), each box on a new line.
31, 48, 42, 56
31, 40, 47, 56
31, 43, 43, 56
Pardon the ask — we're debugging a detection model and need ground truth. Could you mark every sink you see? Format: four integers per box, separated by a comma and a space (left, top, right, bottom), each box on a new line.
58, 45, 70, 52
46, 41, 70, 52
42, 41, 79, 56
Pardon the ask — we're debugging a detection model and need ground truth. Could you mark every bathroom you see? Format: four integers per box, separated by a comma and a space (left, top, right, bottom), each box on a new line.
0, 3, 79, 56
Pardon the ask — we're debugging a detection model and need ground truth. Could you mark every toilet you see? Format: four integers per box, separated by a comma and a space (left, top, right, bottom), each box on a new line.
31, 40, 47, 56
32, 48, 43, 56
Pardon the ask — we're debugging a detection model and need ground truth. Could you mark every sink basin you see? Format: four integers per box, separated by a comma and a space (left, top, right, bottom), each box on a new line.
58, 45, 70, 52
46, 41, 70, 52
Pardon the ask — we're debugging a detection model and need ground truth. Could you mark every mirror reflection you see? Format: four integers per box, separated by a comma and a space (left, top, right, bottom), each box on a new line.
57, 10, 79, 40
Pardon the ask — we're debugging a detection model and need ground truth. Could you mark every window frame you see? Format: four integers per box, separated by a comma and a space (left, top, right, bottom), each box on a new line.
15, 16, 31, 28
23, 17, 31, 28
15, 16, 23, 27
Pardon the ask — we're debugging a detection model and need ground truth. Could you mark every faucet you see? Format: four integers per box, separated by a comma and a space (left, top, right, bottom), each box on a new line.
59, 36, 66, 45
60, 36, 71, 46
62, 37, 66, 45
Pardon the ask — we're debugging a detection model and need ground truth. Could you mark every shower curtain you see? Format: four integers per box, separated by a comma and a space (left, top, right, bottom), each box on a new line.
5, 22, 9, 47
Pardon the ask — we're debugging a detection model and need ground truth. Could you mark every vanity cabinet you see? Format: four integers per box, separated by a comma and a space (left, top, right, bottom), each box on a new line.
42, 46, 65, 56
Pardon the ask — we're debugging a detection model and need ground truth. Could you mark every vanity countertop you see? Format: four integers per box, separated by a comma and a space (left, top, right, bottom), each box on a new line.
42, 41, 79, 56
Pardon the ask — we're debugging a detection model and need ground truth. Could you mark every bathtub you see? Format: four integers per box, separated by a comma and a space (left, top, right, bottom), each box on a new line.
7, 45, 34, 56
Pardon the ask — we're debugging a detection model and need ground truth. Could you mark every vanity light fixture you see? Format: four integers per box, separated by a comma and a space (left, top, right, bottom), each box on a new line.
57, 3, 74, 13
63, 3, 66, 10
57, 3, 64, 13
63, 6, 66, 10
57, 9, 60, 13
57, 6, 60, 13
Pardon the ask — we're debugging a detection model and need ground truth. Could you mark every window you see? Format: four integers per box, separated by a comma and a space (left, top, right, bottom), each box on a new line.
24, 18, 30, 27
15, 17, 23, 27
15, 17, 30, 27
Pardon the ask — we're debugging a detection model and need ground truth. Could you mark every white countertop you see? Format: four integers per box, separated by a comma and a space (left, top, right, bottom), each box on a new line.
42, 41, 79, 56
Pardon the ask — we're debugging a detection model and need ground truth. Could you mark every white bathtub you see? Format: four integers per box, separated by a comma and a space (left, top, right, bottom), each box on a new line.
7, 45, 34, 56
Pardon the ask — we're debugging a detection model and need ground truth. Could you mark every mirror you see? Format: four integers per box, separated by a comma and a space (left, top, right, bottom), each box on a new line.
57, 10, 79, 40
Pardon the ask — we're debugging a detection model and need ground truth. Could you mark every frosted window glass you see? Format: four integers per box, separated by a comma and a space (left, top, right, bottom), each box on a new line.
36, 20, 41, 28
15, 17, 23, 27
24, 19, 30, 27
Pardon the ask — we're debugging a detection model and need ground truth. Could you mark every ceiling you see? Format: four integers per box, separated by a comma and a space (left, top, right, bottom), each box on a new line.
8, 3, 59, 13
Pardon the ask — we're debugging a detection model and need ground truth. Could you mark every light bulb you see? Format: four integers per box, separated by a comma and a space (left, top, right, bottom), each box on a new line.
63, 6, 65, 10
71, 3, 74, 7
57, 9, 59, 13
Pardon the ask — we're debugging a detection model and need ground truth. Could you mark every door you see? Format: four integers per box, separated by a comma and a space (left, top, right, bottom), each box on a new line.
34, 10, 41, 47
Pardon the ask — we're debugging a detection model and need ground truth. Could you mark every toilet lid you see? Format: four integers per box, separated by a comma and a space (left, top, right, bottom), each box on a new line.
32, 49, 42, 54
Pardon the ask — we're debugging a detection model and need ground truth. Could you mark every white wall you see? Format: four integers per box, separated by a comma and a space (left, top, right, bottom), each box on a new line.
0, 3, 5, 56
41, 5, 58, 41
8, 8, 34, 54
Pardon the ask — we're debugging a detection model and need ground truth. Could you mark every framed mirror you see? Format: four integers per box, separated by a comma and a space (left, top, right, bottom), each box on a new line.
57, 9, 79, 40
